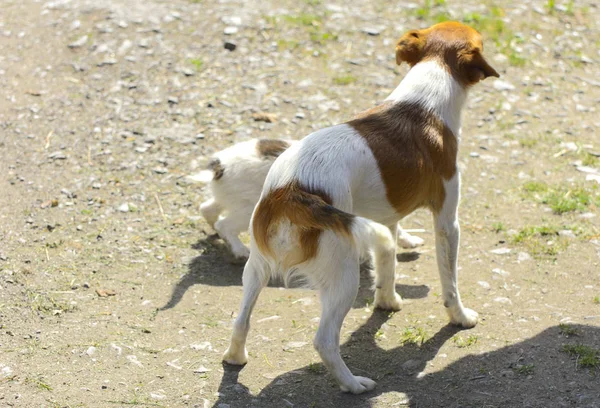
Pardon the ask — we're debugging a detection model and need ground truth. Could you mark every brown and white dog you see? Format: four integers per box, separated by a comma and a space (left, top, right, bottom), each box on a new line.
193, 139, 423, 259
223, 22, 499, 393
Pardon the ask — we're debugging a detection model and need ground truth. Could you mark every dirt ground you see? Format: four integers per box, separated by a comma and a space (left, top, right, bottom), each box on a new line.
1, 0, 599, 407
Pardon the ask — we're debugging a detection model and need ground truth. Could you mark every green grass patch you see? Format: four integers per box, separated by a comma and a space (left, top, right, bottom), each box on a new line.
333, 75, 357, 86
511, 224, 574, 259
562, 344, 600, 370
452, 334, 478, 348
283, 13, 322, 26
522, 182, 599, 214
594, 296, 600, 305
559, 323, 578, 337
400, 326, 428, 346
189, 58, 203, 70
491, 222, 506, 233
513, 364, 535, 376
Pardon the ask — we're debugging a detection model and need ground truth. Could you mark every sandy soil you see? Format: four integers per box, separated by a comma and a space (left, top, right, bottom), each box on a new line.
1, 0, 599, 407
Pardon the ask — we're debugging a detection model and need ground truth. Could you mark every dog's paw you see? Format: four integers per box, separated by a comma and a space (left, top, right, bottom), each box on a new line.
397, 233, 424, 249
448, 307, 478, 329
340, 376, 376, 394
231, 245, 250, 260
222, 346, 248, 366
374, 292, 402, 311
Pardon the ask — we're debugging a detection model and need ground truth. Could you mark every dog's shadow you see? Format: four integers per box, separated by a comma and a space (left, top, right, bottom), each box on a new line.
212, 320, 600, 408
159, 235, 429, 311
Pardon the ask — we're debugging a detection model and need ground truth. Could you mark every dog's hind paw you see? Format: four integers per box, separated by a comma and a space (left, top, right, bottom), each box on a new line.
448, 307, 478, 328
374, 292, 402, 311
340, 376, 376, 394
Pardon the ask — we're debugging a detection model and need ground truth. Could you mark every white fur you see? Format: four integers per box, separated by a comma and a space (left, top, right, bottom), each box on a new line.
194, 139, 423, 258
197, 139, 278, 259
224, 58, 478, 394
386, 60, 467, 137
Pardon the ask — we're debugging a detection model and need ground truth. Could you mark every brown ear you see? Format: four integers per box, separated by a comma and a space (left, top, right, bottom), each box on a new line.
464, 50, 500, 83
395, 30, 425, 66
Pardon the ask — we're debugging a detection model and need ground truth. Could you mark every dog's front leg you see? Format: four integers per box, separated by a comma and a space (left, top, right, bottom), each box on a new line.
433, 173, 478, 328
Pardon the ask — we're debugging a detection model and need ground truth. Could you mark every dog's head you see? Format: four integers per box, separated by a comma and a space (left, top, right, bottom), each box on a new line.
395, 21, 499, 86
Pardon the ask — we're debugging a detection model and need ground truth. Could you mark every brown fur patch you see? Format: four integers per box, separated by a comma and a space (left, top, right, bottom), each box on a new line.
349, 101, 457, 215
256, 139, 290, 159
395, 21, 499, 86
207, 158, 224, 180
252, 182, 354, 265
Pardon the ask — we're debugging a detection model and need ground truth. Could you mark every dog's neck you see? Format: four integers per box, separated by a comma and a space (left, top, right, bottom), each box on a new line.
385, 60, 467, 138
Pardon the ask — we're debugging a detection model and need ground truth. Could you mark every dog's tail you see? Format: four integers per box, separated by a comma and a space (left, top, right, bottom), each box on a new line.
252, 183, 393, 265
187, 158, 225, 184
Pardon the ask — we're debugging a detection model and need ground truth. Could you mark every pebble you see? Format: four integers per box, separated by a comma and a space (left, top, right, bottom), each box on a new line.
362, 28, 381, 36
193, 365, 211, 373
558, 230, 576, 239
492, 268, 510, 278
118, 203, 130, 212
68, 35, 88, 48
491, 248, 511, 255
48, 151, 67, 160
223, 26, 238, 35
153, 167, 168, 174
126, 355, 143, 367
86, 346, 97, 356
493, 79, 516, 91
477, 281, 491, 289
517, 252, 532, 262
224, 41, 236, 51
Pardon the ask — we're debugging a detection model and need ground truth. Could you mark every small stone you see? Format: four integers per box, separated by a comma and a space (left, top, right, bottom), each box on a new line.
97, 58, 117, 67
401, 359, 421, 370
68, 35, 88, 48
224, 26, 238, 35
492, 268, 510, 278
491, 248, 511, 255
493, 79, 515, 91
362, 28, 381, 36
96, 289, 117, 297
153, 167, 168, 174
167, 96, 179, 104
295, 112, 305, 119
477, 281, 490, 289
470, 152, 480, 158
224, 41, 236, 51
48, 151, 67, 160
182, 68, 195, 76
283, 341, 307, 351
193, 366, 211, 373
558, 230, 576, 239
117, 203, 130, 212
252, 112, 277, 123
517, 252, 532, 262
86, 346, 96, 356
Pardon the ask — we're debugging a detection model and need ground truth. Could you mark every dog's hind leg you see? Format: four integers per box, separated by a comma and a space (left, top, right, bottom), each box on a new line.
313, 250, 376, 394
223, 254, 269, 365
370, 222, 402, 311
434, 174, 478, 328
200, 197, 222, 228
214, 209, 252, 259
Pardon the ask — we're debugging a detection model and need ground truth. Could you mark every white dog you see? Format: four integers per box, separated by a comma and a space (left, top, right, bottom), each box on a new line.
222, 21, 499, 394
193, 138, 423, 259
